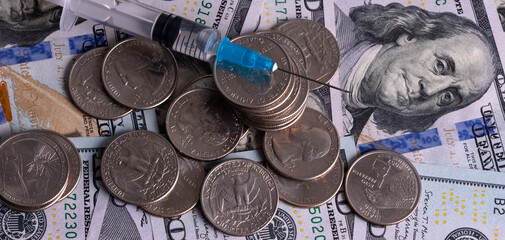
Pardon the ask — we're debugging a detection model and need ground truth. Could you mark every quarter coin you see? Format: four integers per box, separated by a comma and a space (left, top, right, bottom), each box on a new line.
102, 38, 178, 109
345, 150, 422, 225
275, 19, 339, 91
201, 159, 278, 236
101, 130, 179, 205
0, 131, 69, 210
68, 47, 132, 119
142, 155, 205, 217
263, 108, 339, 180
266, 156, 344, 208
166, 89, 243, 161
214, 35, 292, 109
34, 130, 81, 202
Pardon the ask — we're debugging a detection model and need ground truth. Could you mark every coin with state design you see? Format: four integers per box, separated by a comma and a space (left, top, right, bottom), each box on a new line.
275, 19, 339, 91
0, 131, 69, 210
33, 130, 81, 202
102, 38, 178, 109
182, 75, 217, 92
142, 155, 205, 217
214, 35, 292, 109
264, 108, 339, 180
101, 130, 179, 205
266, 157, 344, 208
68, 47, 132, 119
201, 159, 278, 236
345, 150, 422, 225
166, 89, 243, 161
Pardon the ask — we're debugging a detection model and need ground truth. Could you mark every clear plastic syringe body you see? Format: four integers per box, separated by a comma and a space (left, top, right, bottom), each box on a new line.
47, 0, 221, 62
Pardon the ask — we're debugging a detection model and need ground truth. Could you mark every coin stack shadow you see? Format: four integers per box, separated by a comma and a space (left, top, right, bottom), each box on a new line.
0, 130, 81, 212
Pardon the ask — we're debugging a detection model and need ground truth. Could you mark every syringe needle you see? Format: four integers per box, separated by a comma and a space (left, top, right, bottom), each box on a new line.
276, 68, 350, 93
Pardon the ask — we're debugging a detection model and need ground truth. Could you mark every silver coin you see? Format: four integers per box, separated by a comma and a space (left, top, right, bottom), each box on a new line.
201, 159, 278, 236
256, 31, 307, 69
181, 76, 250, 141
0, 131, 69, 209
142, 155, 205, 217
264, 108, 339, 180
166, 89, 243, 161
275, 19, 339, 91
214, 35, 292, 109
345, 150, 422, 225
68, 47, 132, 119
267, 157, 344, 208
33, 130, 81, 202
182, 75, 217, 92
101, 130, 179, 205
102, 38, 178, 109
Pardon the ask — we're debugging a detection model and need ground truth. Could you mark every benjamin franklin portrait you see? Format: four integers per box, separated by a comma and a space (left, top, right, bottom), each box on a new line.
335, 3, 498, 139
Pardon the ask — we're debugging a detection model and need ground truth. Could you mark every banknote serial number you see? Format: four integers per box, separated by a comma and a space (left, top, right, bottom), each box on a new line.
309, 206, 326, 240
195, 1, 213, 25
64, 193, 78, 239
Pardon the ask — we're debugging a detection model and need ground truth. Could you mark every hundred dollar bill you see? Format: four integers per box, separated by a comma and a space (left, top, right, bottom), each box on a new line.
87, 188, 154, 240
0, 5, 160, 140
134, 0, 265, 38
328, 0, 505, 172
0, 136, 111, 240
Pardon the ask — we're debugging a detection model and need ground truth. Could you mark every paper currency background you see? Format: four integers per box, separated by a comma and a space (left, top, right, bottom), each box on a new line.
0, 0, 504, 239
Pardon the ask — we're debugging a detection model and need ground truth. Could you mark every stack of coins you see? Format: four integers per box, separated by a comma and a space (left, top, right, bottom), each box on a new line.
68, 38, 178, 119
213, 19, 339, 131
345, 150, 422, 225
263, 108, 344, 207
0, 130, 81, 212
214, 34, 310, 132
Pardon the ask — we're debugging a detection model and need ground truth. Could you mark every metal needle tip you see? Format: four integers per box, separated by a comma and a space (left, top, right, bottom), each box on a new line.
276, 68, 350, 93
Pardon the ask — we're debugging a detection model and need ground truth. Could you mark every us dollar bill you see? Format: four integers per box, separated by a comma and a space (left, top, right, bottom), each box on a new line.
134, 0, 264, 38
0, 136, 111, 240
87, 187, 153, 240
240, 0, 336, 34
329, 0, 505, 173
0, 5, 160, 140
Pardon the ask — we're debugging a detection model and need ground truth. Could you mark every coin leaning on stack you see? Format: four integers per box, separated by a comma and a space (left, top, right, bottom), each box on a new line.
68, 38, 178, 120
0, 130, 81, 212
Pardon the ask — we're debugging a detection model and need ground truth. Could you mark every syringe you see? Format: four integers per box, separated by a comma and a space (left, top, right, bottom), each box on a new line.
46, 0, 276, 71
45, 0, 349, 92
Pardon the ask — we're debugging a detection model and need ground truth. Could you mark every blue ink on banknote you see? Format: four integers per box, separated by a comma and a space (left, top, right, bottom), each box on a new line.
0, 42, 52, 66
358, 128, 441, 154
69, 34, 107, 55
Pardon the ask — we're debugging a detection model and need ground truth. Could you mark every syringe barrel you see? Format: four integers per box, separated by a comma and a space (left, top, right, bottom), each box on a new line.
61, 0, 159, 39
54, 0, 221, 62
152, 13, 221, 62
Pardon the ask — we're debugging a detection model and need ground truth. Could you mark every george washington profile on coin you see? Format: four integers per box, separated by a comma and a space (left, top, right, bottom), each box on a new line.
271, 124, 332, 168
114, 49, 167, 95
